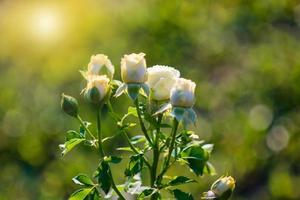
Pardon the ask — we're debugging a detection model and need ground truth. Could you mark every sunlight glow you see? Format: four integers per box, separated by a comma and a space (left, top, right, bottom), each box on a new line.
30, 8, 62, 41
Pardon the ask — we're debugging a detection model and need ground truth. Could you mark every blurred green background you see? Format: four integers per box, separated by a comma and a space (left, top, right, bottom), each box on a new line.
1, 0, 300, 199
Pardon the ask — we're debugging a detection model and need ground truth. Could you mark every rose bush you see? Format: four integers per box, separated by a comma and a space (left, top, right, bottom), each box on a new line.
60, 52, 235, 200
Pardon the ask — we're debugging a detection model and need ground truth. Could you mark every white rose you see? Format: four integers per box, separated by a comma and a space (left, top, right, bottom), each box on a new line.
86, 54, 114, 79
121, 53, 147, 83
211, 176, 235, 197
84, 75, 110, 103
170, 78, 196, 107
147, 65, 180, 101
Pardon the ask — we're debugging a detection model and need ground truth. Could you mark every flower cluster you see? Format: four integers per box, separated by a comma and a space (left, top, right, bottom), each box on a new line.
60, 53, 235, 200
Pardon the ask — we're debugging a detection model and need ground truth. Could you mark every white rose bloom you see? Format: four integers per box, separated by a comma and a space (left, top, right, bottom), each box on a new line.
121, 53, 147, 83
170, 78, 196, 107
86, 54, 114, 79
147, 65, 180, 101
84, 75, 110, 102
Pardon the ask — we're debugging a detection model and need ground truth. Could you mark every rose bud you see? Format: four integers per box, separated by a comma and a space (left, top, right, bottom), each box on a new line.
147, 65, 180, 101
84, 54, 115, 79
211, 176, 235, 199
121, 53, 147, 83
83, 75, 110, 103
170, 78, 196, 108
61, 94, 79, 117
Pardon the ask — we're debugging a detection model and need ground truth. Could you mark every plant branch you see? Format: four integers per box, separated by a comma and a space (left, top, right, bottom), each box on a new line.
96, 104, 125, 200
122, 129, 152, 171
156, 118, 179, 186
151, 113, 163, 187
77, 115, 97, 142
134, 98, 153, 146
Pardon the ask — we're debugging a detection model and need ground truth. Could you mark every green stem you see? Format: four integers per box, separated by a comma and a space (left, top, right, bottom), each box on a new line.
96, 105, 125, 200
151, 114, 163, 187
77, 115, 97, 141
134, 98, 153, 146
96, 106, 105, 158
156, 118, 179, 186
122, 130, 152, 171
107, 100, 152, 172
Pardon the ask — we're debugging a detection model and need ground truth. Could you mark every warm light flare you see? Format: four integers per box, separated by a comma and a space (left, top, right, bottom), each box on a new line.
29, 8, 63, 41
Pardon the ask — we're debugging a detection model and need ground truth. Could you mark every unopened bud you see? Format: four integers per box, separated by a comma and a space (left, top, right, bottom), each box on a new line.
211, 176, 235, 199
61, 94, 79, 117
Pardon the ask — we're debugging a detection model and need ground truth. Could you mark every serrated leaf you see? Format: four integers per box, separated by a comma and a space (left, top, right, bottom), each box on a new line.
104, 156, 122, 164
173, 189, 194, 200
72, 174, 94, 186
95, 161, 112, 194
181, 145, 209, 176
59, 138, 85, 157
168, 176, 196, 186
69, 187, 94, 200
125, 154, 144, 177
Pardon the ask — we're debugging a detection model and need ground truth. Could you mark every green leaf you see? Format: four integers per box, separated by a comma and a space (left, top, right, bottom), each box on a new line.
125, 154, 144, 177
127, 83, 141, 100
114, 83, 127, 98
59, 138, 85, 156
138, 188, 156, 199
117, 147, 134, 152
104, 156, 122, 164
168, 176, 196, 186
79, 121, 91, 137
128, 106, 138, 117
95, 161, 112, 194
69, 187, 94, 200
87, 190, 101, 200
66, 130, 83, 141
72, 174, 94, 186
181, 145, 209, 176
159, 123, 172, 128
173, 189, 194, 200
131, 135, 146, 144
